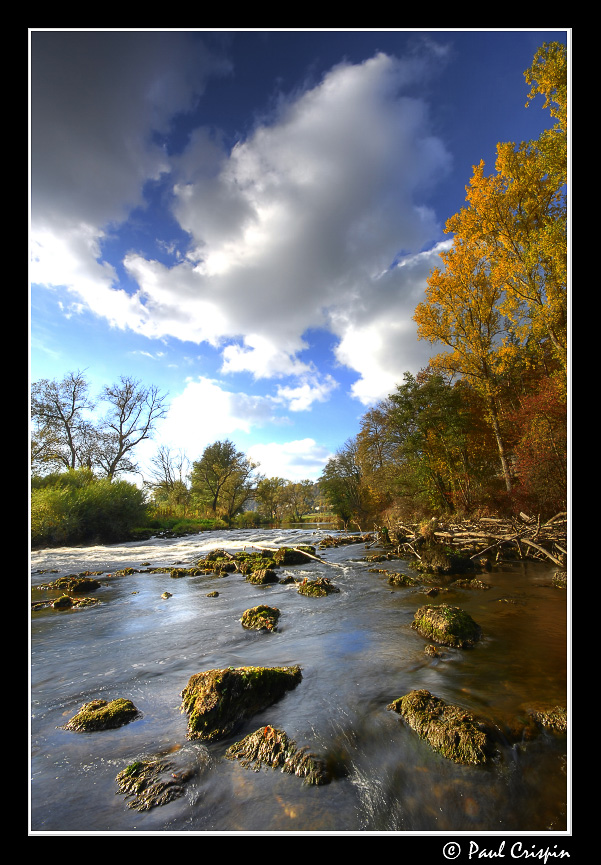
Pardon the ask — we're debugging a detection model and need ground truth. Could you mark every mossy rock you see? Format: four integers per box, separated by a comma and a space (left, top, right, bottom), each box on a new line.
412, 604, 481, 648
527, 704, 567, 733
180, 665, 303, 741
414, 545, 477, 576
235, 553, 278, 574
115, 745, 207, 811
388, 689, 493, 764
450, 578, 491, 590
273, 546, 316, 566
387, 572, 420, 587
61, 698, 140, 732
36, 575, 101, 593
246, 568, 279, 585
51, 594, 101, 609
297, 577, 340, 597
225, 725, 330, 786
241, 604, 280, 631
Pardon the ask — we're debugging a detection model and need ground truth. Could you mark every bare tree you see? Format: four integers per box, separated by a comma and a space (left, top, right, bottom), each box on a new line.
96, 377, 169, 480
31, 370, 96, 473
146, 445, 191, 514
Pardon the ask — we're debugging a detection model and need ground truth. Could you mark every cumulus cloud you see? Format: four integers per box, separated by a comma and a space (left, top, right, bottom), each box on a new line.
31, 37, 451, 407
247, 439, 332, 482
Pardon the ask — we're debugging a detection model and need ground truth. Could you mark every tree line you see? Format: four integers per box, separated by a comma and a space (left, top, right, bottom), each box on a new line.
30, 43, 567, 544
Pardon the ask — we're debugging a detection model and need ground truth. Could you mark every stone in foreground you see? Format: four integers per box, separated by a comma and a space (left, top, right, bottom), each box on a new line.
388, 689, 493, 764
61, 698, 140, 732
180, 665, 302, 741
411, 603, 481, 647
225, 724, 330, 786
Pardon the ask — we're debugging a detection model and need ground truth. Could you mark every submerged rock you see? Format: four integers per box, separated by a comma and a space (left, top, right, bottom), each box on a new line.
115, 745, 208, 811
241, 604, 280, 632
527, 704, 567, 733
180, 665, 303, 742
297, 577, 340, 597
61, 698, 140, 732
412, 603, 481, 648
388, 689, 493, 764
225, 725, 330, 786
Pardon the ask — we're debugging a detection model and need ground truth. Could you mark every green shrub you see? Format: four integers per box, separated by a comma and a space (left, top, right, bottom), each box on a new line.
31, 470, 148, 547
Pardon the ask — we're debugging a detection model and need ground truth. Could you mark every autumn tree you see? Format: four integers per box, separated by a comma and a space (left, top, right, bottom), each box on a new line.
414, 42, 567, 495
414, 237, 515, 492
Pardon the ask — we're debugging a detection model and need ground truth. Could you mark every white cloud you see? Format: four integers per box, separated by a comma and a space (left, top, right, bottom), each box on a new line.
156, 377, 279, 459
31, 39, 451, 407
247, 439, 332, 482
274, 374, 338, 412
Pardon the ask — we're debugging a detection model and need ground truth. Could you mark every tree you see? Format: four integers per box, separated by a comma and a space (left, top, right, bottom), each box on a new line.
190, 440, 259, 520
255, 477, 291, 522
146, 446, 191, 515
96, 377, 169, 480
31, 370, 96, 473
320, 438, 379, 530
413, 42, 567, 494
414, 237, 515, 492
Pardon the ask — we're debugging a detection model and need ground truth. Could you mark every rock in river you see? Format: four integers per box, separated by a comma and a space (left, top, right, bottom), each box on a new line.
180, 665, 303, 742
225, 724, 330, 786
388, 689, 494, 765
241, 604, 280, 632
60, 698, 140, 732
411, 603, 481, 648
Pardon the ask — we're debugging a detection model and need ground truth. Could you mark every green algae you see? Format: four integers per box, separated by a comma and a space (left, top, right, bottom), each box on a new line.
61, 698, 140, 732
180, 665, 303, 742
388, 689, 493, 765
411, 603, 481, 648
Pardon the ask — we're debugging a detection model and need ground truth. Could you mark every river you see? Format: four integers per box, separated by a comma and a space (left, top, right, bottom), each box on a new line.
30, 527, 569, 835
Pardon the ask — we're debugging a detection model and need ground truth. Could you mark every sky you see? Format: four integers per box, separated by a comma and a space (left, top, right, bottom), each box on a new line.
29, 28, 569, 484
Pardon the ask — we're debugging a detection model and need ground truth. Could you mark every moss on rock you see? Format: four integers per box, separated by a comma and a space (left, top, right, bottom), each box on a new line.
297, 577, 340, 597
241, 604, 280, 631
273, 546, 317, 566
388, 689, 493, 764
246, 568, 279, 585
412, 603, 481, 648
180, 665, 303, 742
61, 698, 140, 732
225, 725, 330, 786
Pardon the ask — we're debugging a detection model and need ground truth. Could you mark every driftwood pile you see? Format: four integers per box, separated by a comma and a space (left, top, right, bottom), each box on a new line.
386, 512, 567, 569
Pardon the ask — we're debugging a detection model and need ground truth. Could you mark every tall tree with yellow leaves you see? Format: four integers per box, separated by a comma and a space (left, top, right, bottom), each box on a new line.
414, 41, 567, 494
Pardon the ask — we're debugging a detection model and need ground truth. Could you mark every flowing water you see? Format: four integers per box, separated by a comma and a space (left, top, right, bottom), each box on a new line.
30, 528, 569, 835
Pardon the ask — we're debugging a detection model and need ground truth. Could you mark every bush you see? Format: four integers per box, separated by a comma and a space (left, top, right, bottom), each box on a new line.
31, 470, 148, 547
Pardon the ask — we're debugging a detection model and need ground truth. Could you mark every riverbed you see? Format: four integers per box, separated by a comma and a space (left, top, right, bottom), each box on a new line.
30, 528, 569, 834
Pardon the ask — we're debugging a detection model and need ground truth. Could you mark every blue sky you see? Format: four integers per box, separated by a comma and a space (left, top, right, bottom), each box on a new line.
29, 29, 569, 483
